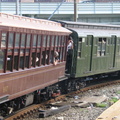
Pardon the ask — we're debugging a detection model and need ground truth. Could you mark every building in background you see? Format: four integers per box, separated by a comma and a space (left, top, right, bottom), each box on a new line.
1, 0, 120, 2
0, 0, 88, 2
94, 0, 120, 2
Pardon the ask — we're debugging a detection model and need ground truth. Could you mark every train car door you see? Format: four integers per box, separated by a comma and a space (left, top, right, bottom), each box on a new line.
85, 35, 93, 72
109, 35, 117, 68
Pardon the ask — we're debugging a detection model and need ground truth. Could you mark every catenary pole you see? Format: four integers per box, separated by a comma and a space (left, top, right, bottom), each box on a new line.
16, 0, 19, 15
74, 0, 77, 22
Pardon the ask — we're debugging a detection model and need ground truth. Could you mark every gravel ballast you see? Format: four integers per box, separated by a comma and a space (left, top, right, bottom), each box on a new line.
23, 84, 120, 120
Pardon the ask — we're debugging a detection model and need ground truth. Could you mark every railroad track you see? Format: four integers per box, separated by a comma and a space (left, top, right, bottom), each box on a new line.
4, 79, 120, 120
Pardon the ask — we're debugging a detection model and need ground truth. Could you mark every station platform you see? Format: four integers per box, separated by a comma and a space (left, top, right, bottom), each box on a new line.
96, 99, 120, 120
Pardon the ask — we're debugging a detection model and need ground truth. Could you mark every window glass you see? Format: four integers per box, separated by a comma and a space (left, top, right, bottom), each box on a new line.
36, 53, 40, 66
25, 56, 29, 68
15, 33, 20, 47
51, 36, 55, 46
46, 50, 49, 64
55, 36, 58, 46
97, 38, 106, 57
58, 36, 61, 46
42, 35, 46, 47
78, 38, 82, 58
33, 35, 37, 47
59, 48, 63, 61
14, 56, 18, 70
101, 39, 106, 56
7, 55, 12, 71
0, 50, 4, 70
19, 56, 24, 69
26, 34, 31, 47
1, 33, 7, 48
42, 51, 46, 65
47, 35, 50, 47
21, 34, 26, 47
20, 49, 24, 54
8, 33, 14, 47
97, 39, 102, 57
38, 35, 41, 47
62, 36, 65, 46
31, 52, 36, 67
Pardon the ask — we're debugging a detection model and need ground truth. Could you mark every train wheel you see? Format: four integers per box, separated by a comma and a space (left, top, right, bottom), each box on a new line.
80, 81, 86, 88
74, 81, 80, 91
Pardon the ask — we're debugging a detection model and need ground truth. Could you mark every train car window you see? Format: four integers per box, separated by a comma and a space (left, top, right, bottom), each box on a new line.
26, 34, 31, 47
78, 38, 82, 58
0, 50, 4, 71
42, 35, 47, 47
101, 39, 106, 56
61, 36, 65, 46
38, 35, 41, 47
51, 36, 55, 47
36, 53, 40, 66
8, 33, 14, 48
97, 39, 102, 57
50, 51, 54, 64
33, 35, 37, 47
15, 33, 20, 47
55, 36, 58, 46
47, 35, 50, 47
58, 36, 61, 46
14, 56, 18, 70
21, 34, 26, 47
7, 55, 12, 71
31, 52, 36, 67
42, 51, 46, 65
25, 56, 29, 68
59, 48, 62, 62
46, 50, 49, 64
1, 32, 7, 48
19, 56, 24, 69
20, 49, 24, 55
97, 38, 106, 57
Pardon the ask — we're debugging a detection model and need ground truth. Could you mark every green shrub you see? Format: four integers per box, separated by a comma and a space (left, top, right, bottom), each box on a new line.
109, 97, 118, 103
95, 103, 107, 108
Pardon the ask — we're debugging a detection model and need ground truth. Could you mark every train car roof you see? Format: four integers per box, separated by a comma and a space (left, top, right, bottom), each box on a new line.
0, 13, 71, 35
60, 21, 120, 37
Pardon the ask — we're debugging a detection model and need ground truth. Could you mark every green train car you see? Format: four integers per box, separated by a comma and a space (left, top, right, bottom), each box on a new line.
62, 21, 120, 79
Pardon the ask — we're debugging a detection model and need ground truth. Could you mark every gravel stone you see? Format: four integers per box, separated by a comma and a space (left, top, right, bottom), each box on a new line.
22, 84, 120, 120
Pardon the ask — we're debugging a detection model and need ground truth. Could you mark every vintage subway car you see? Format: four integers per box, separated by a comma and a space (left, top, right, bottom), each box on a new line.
61, 21, 120, 91
0, 13, 71, 115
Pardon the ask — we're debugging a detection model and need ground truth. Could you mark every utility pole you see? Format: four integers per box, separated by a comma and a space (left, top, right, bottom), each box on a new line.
74, 0, 77, 22
16, 0, 19, 15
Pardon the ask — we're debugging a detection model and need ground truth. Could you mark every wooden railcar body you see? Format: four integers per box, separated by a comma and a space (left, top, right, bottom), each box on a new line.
0, 13, 71, 104
62, 21, 120, 78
